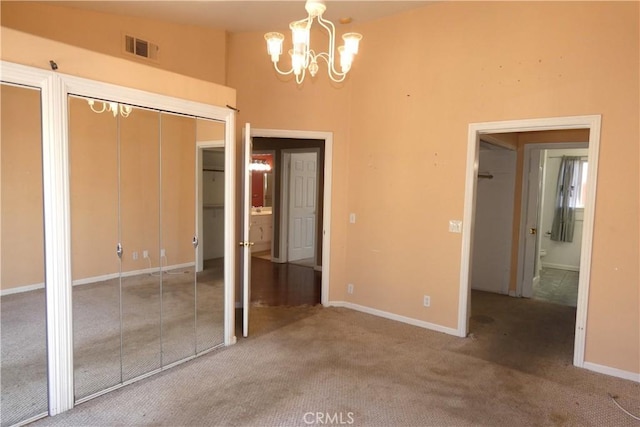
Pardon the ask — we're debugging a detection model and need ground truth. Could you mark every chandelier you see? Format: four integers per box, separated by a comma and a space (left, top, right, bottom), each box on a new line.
87, 99, 133, 118
264, 0, 362, 84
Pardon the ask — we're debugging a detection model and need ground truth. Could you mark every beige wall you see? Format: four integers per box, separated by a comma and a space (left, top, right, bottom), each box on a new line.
228, 2, 639, 374
1, 1, 227, 85
1, 27, 235, 108
1, 84, 45, 290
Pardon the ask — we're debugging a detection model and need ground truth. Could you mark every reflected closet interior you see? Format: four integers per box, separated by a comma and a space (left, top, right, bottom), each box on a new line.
68, 95, 226, 401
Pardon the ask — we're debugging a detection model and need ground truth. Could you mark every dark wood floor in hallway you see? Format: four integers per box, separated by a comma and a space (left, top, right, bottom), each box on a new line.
250, 257, 321, 306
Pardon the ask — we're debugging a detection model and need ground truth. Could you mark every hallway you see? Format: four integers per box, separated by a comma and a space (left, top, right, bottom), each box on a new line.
250, 257, 321, 307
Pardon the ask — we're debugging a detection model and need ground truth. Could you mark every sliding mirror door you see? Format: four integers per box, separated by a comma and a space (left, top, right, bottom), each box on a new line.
69, 95, 121, 399
69, 92, 229, 401
196, 119, 226, 352
119, 106, 163, 381
0, 83, 48, 425
160, 113, 197, 364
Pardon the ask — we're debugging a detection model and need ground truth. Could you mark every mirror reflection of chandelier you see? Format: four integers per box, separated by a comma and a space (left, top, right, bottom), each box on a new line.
87, 99, 133, 118
249, 159, 272, 172
264, 0, 362, 84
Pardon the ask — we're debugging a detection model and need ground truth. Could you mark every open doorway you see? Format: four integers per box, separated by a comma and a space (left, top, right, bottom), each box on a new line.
249, 140, 324, 307
528, 145, 589, 307
459, 115, 601, 371
238, 127, 333, 338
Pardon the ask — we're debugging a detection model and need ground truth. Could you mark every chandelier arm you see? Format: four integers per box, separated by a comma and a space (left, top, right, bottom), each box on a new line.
316, 14, 344, 78
314, 52, 347, 83
273, 61, 295, 76
88, 100, 107, 114
295, 67, 307, 84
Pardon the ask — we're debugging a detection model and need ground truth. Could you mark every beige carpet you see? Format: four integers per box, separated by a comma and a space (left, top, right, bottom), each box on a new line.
31, 292, 639, 426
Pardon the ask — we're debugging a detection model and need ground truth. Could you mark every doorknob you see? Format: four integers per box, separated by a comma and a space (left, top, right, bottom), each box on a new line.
529, 228, 537, 235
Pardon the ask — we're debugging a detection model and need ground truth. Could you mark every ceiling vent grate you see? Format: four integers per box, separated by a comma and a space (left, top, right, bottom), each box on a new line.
124, 35, 159, 61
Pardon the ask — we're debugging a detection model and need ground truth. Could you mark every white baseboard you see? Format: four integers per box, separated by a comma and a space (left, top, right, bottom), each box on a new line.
582, 361, 640, 383
542, 262, 580, 272
1, 282, 45, 296
1, 262, 196, 296
328, 301, 459, 336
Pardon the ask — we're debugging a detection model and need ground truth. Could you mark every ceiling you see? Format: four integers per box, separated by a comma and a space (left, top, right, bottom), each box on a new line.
49, 1, 434, 33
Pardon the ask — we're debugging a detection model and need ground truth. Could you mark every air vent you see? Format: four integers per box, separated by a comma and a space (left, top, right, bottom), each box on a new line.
124, 35, 159, 61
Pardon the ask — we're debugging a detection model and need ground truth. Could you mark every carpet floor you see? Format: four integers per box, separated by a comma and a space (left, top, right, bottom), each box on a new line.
30, 291, 639, 426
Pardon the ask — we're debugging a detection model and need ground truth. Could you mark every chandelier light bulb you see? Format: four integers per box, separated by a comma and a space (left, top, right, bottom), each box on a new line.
265, 32, 284, 62
342, 33, 362, 55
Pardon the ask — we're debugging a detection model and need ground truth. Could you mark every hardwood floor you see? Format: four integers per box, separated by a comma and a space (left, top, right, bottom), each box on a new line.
250, 257, 321, 306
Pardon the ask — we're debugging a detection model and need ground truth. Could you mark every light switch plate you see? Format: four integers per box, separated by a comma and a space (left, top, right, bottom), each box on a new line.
449, 220, 462, 233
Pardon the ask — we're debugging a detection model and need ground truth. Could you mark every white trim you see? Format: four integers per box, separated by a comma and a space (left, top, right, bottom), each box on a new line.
44, 70, 76, 416
329, 301, 459, 336
62, 72, 231, 120
250, 128, 333, 306
224, 112, 236, 346
541, 263, 580, 272
1, 283, 46, 296
582, 362, 640, 383
460, 115, 601, 371
10, 412, 48, 427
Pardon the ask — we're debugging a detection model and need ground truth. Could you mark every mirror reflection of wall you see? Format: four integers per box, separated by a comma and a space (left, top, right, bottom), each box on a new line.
1, 82, 49, 426
251, 153, 273, 208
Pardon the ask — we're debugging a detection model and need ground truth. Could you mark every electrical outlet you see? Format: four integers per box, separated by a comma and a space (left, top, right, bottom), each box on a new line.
132, 251, 138, 260
161, 249, 166, 257
423, 295, 431, 307
349, 213, 356, 224
448, 220, 462, 233
143, 250, 149, 259
347, 283, 354, 294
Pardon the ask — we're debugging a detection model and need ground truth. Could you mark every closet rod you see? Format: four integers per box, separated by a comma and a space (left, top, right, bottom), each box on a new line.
478, 173, 494, 179
203, 168, 224, 172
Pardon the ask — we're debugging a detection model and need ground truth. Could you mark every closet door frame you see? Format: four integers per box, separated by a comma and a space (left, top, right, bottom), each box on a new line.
0, 61, 236, 416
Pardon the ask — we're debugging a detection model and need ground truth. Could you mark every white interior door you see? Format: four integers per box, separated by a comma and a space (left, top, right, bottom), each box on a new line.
288, 152, 317, 262
520, 149, 542, 297
241, 123, 252, 337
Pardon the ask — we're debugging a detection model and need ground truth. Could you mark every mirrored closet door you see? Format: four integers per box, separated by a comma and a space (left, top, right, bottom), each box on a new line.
69, 95, 226, 402
0, 83, 49, 426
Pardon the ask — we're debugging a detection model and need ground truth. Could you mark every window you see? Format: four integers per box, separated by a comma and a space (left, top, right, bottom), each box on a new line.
576, 160, 588, 208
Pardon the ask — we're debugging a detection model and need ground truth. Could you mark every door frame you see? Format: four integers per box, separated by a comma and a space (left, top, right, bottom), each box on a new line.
517, 142, 588, 298
458, 115, 601, 369
250, 128, 332, 306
